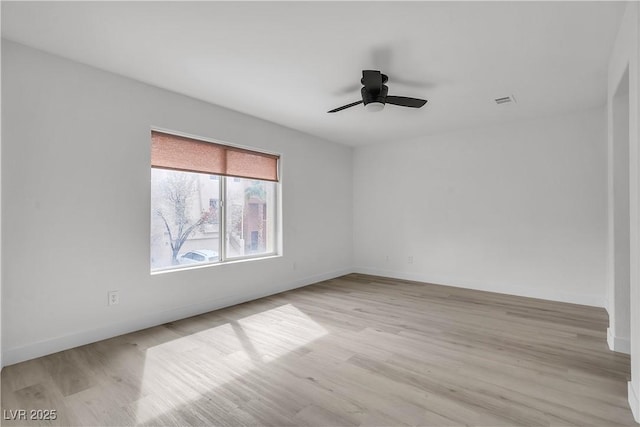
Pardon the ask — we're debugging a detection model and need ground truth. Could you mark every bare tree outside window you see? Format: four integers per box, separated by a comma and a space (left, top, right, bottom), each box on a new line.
151, 170, 217, 266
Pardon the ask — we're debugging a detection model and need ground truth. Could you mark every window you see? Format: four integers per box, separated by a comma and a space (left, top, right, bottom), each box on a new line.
150, 131, 279, 272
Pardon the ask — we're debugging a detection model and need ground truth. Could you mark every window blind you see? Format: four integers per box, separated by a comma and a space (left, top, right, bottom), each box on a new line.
151, 131, 279, 182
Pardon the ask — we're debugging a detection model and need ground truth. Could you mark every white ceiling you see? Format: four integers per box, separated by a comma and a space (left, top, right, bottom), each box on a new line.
1, 1, 626, 146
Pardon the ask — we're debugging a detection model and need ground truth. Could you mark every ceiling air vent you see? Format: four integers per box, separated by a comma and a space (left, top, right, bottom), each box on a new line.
494, 95, 516, 105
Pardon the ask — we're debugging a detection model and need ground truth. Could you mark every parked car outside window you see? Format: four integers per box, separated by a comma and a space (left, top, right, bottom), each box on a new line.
178, 249, 219, 265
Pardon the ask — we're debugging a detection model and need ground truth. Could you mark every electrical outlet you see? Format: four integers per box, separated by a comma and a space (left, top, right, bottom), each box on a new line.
293, 261, 297, 271
385, 255, 389, 263
108, 290, 119, 306
408, 256, 414, 264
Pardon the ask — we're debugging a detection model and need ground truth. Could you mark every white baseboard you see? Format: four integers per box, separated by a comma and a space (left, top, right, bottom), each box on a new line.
2, 268, 352, 367
629, 382, 640, 423
607, 327, 631, 354
607, 327, 615, 351
353, 267, 605, 307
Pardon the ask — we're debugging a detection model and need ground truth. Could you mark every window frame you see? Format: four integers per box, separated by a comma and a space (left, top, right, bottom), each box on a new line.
150, 128, 281, 273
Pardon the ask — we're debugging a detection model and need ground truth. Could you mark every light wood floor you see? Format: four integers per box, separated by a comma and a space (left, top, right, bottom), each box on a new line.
2, 274, 638, 426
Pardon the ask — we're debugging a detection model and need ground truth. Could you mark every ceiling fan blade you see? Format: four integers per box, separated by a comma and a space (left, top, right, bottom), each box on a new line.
362, 70, 382, 93
327, 100, 363, 113
385, 96, 427, 108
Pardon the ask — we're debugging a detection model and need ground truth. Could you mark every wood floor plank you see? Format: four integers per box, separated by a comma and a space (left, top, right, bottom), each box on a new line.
2, 273, 637, 426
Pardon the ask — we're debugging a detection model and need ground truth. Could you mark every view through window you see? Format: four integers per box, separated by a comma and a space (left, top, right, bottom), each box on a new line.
150, 131, 279, 271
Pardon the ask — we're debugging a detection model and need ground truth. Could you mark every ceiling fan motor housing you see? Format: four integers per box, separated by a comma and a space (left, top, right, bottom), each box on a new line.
362, 84, 388, 105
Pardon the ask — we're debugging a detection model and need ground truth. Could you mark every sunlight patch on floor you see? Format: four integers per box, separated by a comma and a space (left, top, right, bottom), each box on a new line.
134, 304, 327, 424
236, 303, 328, 361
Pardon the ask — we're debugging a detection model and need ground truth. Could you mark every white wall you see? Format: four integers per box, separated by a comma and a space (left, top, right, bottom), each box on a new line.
1, 40, 353, 365
354, 107, 607, 307
609, 73, 631, 354
607, 1, 639, 421
0, 33, 3, 371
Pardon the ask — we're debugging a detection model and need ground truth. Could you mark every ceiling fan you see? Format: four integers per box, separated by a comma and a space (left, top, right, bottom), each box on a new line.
328, 70, 428, 113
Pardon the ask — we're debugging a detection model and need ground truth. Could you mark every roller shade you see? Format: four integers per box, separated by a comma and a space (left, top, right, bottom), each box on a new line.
151, 131, 279, 182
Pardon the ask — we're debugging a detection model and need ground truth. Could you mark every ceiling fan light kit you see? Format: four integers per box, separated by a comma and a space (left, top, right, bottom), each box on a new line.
365, 102, 385, 112
328, 70, 427, 114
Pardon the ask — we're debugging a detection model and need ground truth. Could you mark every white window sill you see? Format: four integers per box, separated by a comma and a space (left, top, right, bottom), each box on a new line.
150, 253, 281, 275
